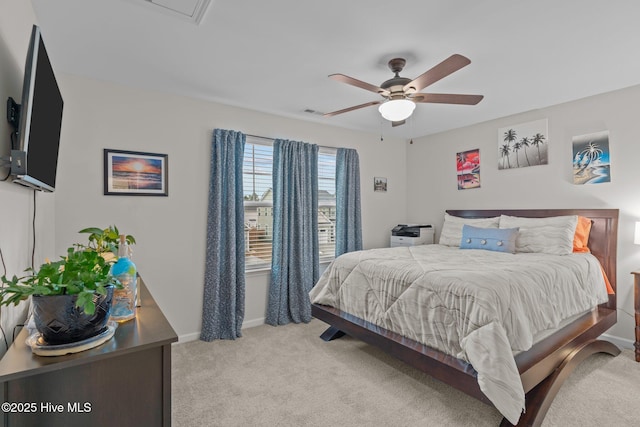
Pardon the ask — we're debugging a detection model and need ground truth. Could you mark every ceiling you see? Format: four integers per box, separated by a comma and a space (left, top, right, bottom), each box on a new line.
30, 0, 640, 140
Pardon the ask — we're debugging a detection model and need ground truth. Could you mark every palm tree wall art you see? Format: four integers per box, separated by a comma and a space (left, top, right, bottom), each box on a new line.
498, 119, 548, 170
572, 130, 611, 184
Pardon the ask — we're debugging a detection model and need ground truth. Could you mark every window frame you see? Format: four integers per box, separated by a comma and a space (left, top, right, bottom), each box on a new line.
243, 137, 337, 272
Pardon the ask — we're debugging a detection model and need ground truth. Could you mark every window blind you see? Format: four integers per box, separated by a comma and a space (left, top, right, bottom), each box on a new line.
243, 136, 336, 271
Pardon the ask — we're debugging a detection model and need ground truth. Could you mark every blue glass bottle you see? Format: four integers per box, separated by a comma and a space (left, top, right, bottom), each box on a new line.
110, 235, 137, 322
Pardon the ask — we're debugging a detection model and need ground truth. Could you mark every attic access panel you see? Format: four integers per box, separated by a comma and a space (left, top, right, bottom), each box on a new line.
130, 0, 212, 24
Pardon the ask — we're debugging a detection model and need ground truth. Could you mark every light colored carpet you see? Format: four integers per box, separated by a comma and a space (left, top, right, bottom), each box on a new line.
172, 319, 640, 426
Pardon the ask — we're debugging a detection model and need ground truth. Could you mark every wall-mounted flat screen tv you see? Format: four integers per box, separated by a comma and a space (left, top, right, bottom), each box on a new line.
12, 25, 64, 192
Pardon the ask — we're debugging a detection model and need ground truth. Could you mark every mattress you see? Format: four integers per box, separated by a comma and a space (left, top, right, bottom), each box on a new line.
309, 244, 609, 424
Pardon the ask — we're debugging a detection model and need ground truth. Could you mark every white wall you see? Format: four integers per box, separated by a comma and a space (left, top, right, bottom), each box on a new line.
0, 0, 55, 356
4, 0, 635, 348
406, 84, 640, 345
53, 74, 408, 340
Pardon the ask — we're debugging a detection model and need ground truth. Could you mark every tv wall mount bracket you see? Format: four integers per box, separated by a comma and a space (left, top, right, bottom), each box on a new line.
2, 97, 22, 168
6, 97, 20, 131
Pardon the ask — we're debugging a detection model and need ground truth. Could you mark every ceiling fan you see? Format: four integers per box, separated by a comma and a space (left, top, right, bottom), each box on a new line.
324, 54, 484, 127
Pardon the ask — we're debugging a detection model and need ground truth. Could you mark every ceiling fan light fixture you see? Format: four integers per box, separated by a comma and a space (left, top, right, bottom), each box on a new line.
378, 99, 416, 122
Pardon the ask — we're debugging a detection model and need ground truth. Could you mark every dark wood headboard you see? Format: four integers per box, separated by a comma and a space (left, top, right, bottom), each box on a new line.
446, 209, 619, 309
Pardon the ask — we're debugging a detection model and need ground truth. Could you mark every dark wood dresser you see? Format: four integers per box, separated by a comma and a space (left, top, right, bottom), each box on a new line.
0, 277, 177, 427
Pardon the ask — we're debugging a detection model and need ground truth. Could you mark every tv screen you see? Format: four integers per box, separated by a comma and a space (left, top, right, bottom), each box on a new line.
13, 25, 64, 192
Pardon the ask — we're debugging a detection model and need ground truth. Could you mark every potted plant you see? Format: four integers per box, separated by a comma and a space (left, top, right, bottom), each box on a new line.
78, 225, 136, 258
0, 247, 121, 345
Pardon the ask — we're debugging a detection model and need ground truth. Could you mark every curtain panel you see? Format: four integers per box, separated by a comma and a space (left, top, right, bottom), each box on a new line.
201, 129, 246, 341
267, 139, 319, 325
335, 148, 362, 257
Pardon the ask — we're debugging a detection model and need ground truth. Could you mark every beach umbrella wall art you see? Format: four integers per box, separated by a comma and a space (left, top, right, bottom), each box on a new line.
572, 131, 611, 185
456, 149, 480, 190
498, 118, 548, 170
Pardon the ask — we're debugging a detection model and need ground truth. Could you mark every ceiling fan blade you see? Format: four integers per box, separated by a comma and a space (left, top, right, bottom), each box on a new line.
329, 74, 389, 96
411, 93, 484, 105
391, 120, 406, 127
323, 100, 382, 117
403, 54, 471, 93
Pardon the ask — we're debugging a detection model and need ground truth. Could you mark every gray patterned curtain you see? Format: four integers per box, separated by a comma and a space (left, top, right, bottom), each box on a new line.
201, 129, 246, 341
335, 148, 362, 257
266, 139, 319, 325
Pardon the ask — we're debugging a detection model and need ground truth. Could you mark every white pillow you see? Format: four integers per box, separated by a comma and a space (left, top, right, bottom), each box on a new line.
438, 213, 500, 247
499, 215, 578, 255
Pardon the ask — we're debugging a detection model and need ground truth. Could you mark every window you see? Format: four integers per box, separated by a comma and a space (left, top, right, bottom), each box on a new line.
243, 137, 336, 271
243, 140, 274, 271
317, 149, 337, 263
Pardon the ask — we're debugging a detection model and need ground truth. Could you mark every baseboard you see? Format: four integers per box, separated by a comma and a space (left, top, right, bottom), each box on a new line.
242, 317, 265, 329
176, 317, 266, 343
177, 331, 201, 343
601, 332, 634, 350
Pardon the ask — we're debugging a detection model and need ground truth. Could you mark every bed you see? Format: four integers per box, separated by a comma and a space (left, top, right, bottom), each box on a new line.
310, 209, 619, 427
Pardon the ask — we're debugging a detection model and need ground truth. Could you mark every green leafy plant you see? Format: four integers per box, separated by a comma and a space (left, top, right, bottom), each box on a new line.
0, 247, 121, 314
78, 225, 136, 254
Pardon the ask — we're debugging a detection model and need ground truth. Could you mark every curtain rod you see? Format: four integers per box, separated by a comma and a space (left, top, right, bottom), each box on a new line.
245, 133, 337, 152
245, 133, 273, 141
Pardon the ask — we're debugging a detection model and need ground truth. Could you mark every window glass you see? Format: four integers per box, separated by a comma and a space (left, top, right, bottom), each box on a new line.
243, 138, 336, 271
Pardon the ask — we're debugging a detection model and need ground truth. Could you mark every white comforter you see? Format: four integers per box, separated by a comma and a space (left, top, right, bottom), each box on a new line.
309, 245, 608, 424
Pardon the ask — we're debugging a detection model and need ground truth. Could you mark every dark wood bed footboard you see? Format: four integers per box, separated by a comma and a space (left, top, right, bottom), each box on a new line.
312, 303, 618, 426
312, 208, 620, 427
312, 303, 490, 404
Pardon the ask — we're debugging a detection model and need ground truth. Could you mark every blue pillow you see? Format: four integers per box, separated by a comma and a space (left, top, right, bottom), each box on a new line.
460, 225, 519, 253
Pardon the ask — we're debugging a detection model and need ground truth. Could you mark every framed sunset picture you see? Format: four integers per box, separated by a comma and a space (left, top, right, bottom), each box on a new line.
104, 149, 168, 196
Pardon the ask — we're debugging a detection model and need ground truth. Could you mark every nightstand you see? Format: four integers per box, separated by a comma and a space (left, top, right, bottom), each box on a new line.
632, 271, 640, 362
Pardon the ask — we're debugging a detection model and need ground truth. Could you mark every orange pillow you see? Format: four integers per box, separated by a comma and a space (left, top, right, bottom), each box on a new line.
571, 216, 613, 294
573, 216, 592, 253
600, 264, 614, 295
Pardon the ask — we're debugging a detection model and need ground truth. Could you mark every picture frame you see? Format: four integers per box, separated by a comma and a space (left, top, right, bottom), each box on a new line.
103, 149, 168, 196
457, 148, 481, 190
374, 177, 387, 192
572, 130, 611, 185
498, 118, 548, 170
